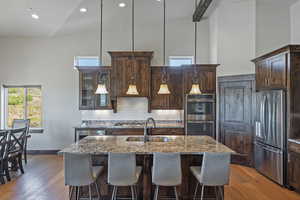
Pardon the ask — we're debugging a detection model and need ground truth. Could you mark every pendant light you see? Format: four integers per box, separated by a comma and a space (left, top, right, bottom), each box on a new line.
158, 0, 171, 95
189, 0, 202, 95
126, 0, 139, 95
95, 0, 109, 94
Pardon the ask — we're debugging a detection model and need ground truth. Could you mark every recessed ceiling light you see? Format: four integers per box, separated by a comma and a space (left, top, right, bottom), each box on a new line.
31, 13, 39, 19
118, 2, 126, 8
80, 8, 88, 13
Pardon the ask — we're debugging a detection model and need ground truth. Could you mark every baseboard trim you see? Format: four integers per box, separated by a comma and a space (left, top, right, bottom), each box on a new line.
27, 150, 60, 155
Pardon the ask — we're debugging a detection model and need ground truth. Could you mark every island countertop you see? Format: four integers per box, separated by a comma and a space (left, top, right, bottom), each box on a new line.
59, 135, 235, 155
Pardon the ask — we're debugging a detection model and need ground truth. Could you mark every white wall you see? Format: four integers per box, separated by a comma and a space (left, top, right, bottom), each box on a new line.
0, 18, 209, 150
209, 0, 256, 76
256, 0, 294, 57
291, 0, 300, 43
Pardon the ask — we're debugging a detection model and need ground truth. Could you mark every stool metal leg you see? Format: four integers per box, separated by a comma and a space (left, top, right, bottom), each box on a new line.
77, 187, 81, 200
114, 186, 118, 200
154, 185, 159, 200
95, 182, 101, 200
219, 186, 224, 200
131, 186, 135, 200
89, 185, 92, 200
200, 185, 205, 200
69, 186, 74, 200
111, 186, 115, 200
174, 187, 179, 200
193, 182, 199, 200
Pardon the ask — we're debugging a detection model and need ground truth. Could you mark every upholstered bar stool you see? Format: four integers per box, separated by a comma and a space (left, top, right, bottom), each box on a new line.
190, 152, 231, 200
108, 152, 142, 200
64, 152, 103, 200
152, 153, 182, 200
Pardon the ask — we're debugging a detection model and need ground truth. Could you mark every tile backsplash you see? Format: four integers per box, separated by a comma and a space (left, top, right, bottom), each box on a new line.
81, 97, 184, 121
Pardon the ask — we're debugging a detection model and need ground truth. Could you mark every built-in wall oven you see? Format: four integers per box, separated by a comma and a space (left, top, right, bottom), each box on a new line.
185, 94, 215, 137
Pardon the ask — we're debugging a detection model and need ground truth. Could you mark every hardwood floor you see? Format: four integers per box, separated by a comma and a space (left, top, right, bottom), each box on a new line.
0, 155, 300, 200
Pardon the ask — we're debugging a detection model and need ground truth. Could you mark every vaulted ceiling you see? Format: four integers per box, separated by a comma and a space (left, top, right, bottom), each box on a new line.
0, 0, 219, 37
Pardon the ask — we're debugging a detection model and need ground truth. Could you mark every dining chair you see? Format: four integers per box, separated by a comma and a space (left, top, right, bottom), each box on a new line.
190, 152, 231, 200
6, 127, 28, 180
12, 119, 30, 164
64, 152, 103, 200
152, 153, 182, 200
0, 130, 9, 184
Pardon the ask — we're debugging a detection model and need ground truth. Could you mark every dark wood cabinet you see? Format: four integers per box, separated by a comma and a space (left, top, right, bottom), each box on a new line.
109, 51, 153, 98
150, 67, 183, 110
288, 141, 300, 191
183, 65, 217, 94
253, 52, 287, 90
78, 67, 112, 110
218, 75, 256, 166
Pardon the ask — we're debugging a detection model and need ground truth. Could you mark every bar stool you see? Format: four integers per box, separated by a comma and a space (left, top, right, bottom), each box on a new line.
190, 152, 231, 200
64, 152, 103, 200
108, 152, 142, 200
152, 153, 182, 200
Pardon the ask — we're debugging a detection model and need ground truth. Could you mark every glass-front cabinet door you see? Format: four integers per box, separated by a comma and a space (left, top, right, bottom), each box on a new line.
79, 71, 95, 109
79, 68, 112, 110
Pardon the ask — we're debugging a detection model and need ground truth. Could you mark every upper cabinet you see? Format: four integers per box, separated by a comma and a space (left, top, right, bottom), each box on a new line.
254, 53, 287, 90
183, 65, 218, 94
78, 67, 112, 110
150, 67, 183, 110
109, 51, 153, 98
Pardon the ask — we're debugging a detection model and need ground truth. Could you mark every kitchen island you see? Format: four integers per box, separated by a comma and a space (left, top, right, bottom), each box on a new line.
60, 135, 235, 200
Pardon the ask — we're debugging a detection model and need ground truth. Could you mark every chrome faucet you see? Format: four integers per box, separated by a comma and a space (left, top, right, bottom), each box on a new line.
144, 117, 156, 143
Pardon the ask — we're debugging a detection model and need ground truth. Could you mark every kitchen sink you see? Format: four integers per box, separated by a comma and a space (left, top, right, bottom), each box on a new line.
126, 136, 172, 142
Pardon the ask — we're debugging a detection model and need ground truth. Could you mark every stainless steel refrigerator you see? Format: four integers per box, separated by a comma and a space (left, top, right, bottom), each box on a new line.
255, 90, 286, 185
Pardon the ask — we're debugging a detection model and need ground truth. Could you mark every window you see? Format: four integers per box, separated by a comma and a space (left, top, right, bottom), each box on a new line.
74, 56, 100, 67
2, 86, 43, 131
169, 56, 194, 67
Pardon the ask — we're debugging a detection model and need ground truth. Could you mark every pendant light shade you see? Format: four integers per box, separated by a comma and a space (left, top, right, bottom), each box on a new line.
126, 84, 139, 95
158, 84, 171, 95
189, 84, 202, 95
158, 0, 171, 95
189, 0, 201, 95
96, 84, 109, 94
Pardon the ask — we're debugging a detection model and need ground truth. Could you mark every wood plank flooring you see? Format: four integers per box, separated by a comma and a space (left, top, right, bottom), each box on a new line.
0, 155, 300, 200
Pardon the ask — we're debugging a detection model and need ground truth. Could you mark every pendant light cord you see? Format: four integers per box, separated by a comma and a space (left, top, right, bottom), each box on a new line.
193, 0, 198, 78
194, 0, 198, 65
132, 0, 135, 52
163, 0, 166, 66
100, 0, 103, 66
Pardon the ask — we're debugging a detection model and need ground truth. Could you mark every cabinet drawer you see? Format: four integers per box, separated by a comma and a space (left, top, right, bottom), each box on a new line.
108, 129, 144, 135
151, 128, 184, 135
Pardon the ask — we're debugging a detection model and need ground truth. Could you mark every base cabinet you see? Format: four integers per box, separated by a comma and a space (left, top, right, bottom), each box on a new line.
288, 150, 300, 191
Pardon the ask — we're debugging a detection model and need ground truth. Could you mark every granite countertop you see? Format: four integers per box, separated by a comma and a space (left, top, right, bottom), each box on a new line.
59, 135, 235, 155
74, 120, 184, 129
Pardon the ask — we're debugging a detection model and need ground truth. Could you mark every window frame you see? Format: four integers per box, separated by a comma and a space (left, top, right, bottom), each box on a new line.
2, 85, 43, 133
74, 56, 100, 67
169, 56, 195, 67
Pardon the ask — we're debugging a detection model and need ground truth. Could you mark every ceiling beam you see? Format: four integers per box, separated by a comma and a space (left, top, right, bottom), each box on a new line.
193, 0, 213, 22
